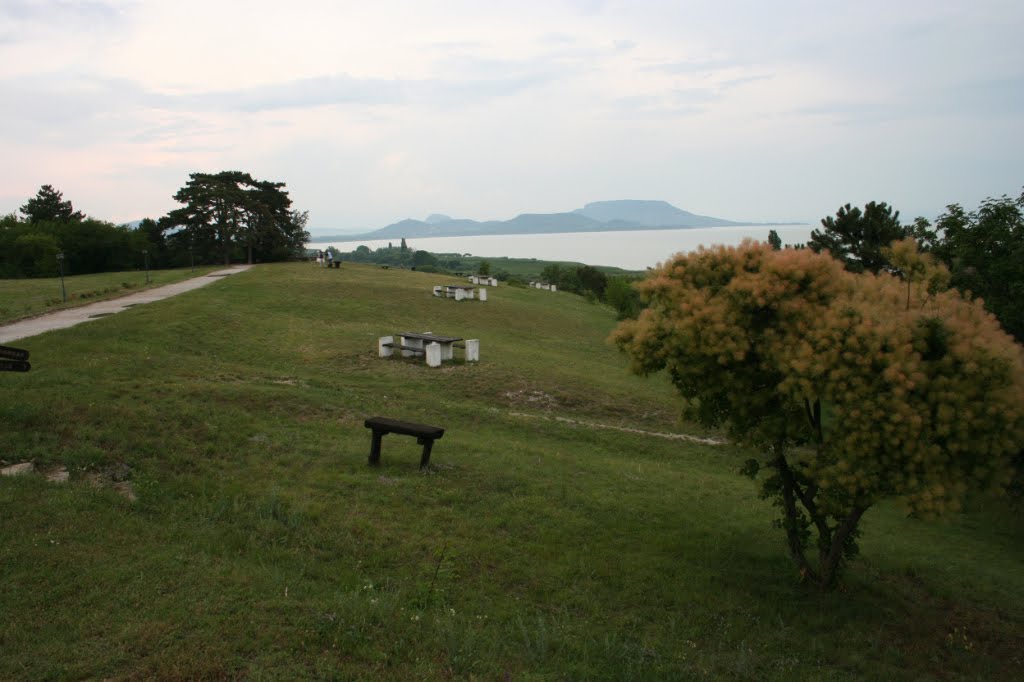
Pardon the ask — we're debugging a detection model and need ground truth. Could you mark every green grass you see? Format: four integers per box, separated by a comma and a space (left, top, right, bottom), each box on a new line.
0, 262, 1021, 680
0, 265, 222, 324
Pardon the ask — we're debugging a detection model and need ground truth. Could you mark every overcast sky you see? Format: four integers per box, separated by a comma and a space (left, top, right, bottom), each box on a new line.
2, 0, 1022, 233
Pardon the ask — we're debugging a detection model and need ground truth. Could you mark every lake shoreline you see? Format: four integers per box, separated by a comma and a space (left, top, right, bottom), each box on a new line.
308, 224, 815, 271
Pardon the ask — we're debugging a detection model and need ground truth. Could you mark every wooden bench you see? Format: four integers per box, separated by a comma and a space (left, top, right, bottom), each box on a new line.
364, 416, 445, 469
0, 345, 31, 373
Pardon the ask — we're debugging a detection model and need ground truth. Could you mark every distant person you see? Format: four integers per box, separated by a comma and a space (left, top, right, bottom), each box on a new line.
316, 250, 323, 266
326, 249, 334, 267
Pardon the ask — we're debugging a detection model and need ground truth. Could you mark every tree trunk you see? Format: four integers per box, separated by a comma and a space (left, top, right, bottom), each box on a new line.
773, 444, 868, 590
818, 505, 867, 589
773, 444, 818, 583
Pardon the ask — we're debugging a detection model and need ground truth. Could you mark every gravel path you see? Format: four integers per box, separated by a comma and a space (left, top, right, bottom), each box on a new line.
0, 265, 253, 344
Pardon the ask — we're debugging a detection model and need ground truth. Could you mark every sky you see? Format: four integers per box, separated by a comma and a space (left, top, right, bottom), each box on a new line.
2, 0, 1022, 235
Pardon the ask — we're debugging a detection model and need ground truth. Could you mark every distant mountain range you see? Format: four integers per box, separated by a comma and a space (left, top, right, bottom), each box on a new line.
318, 200, 798, 241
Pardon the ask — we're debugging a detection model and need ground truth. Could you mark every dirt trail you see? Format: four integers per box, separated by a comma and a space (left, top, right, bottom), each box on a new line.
507, 411, 727, 445
0, 265, 253, 344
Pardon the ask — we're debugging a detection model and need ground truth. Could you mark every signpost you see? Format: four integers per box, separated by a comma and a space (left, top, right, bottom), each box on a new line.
0, 345, 30, 372
56, 252, 66, 303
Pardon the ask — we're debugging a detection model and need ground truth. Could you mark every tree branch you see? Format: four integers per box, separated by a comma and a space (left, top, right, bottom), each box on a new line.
771, 443, 819, 584
775, 450, 831, 559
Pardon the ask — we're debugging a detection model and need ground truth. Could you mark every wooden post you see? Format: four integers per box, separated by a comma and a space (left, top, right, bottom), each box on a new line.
368, 430, 385, 465
417, 437, 435, 468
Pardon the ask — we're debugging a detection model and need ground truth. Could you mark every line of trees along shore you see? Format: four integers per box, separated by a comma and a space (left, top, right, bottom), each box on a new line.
0, 173, 310, 278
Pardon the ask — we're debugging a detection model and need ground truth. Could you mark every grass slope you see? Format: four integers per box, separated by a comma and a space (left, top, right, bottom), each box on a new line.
0, 262, 1021, 680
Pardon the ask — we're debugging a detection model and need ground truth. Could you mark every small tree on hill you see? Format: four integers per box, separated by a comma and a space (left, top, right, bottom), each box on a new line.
20, 185, 84, 224
809, 201, 906, 273
605, 276, 643, 320
613, 241, 1024, 589
412, 250, 439, 269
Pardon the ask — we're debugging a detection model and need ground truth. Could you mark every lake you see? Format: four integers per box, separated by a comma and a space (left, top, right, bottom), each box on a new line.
307, 224, 814, 271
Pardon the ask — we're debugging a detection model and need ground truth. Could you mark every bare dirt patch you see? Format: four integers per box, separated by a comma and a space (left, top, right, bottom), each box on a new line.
1, 462, 34, 477
503, 389, 558, 410
508, 411, 727, 445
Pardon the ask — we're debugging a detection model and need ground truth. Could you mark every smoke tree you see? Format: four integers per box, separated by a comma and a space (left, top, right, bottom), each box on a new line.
612, 241, 1024, 589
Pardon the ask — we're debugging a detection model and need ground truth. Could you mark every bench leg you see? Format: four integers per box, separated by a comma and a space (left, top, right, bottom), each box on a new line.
417, 437, 435, 469
368, 430, 385, 466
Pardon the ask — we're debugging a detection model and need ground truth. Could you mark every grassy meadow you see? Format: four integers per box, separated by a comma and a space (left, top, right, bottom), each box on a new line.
0, 262, 1022, 680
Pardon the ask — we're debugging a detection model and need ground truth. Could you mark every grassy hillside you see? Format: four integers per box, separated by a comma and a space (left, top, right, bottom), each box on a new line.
0, 262, 1021, 680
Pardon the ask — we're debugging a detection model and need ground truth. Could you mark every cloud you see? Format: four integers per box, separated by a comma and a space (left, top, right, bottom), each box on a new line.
566, 0, 608, 16
0, 58, 562, 139
642, 58, 744, 75
717, 74, 773, 90
538, 33, 578, 46
0, 0, 125, 41
606, 92, 712, 120
790, 72, 1024, 126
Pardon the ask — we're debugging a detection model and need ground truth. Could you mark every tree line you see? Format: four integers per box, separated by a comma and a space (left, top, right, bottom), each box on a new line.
0, 172, 309, 278
536, 263, 643, 320
334, 239, 447, 271
801, 192, 1023, 343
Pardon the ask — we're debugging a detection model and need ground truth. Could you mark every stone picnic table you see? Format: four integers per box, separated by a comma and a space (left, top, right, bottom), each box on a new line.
378, 331, 480, 366
433, 284, 487, 301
